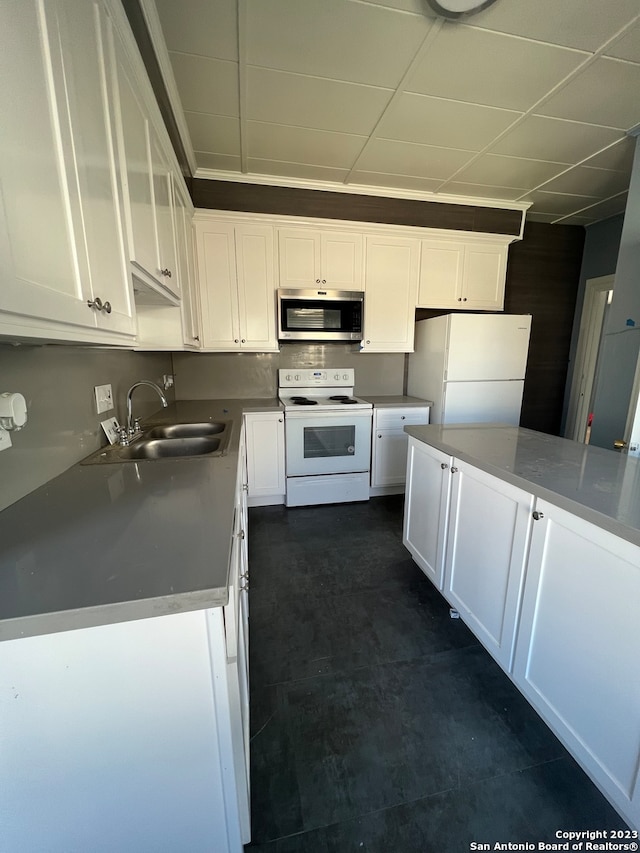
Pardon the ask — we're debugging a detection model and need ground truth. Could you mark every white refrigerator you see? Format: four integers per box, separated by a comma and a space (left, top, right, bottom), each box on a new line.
407, 313, 532, 425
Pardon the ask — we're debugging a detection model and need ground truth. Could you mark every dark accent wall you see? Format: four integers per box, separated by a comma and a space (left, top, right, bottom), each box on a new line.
192, 179, 523, 236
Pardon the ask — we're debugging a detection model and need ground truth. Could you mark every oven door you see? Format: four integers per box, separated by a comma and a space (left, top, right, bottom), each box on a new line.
285, 410, 372, 476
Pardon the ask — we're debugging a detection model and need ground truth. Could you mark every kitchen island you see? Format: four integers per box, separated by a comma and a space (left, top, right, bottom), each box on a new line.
0, 398, 280, 853
403, 423, 640, 831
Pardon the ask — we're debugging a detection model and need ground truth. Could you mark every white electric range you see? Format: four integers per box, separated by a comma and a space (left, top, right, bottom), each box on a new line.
278, 368, 373, 507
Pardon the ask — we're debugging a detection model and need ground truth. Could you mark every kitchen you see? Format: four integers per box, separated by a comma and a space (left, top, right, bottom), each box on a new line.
1, 0, 640, 849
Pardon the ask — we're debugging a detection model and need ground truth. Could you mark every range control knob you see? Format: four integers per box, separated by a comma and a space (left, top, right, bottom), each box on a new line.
334, 373, 340, 380
343, 373, 348, 380
294, 374, 300, 381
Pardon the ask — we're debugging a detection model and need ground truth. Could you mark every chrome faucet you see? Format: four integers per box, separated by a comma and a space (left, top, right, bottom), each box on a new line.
121, 380, 168, 443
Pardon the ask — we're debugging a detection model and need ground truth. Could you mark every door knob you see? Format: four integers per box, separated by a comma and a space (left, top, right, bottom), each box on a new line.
614, 439, 627, 450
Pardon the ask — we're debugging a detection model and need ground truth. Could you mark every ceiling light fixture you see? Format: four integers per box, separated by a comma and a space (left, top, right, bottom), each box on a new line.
425, 0, 500, 19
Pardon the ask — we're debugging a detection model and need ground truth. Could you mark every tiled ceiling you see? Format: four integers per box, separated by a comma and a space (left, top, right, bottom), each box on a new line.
151, 0, 640, 225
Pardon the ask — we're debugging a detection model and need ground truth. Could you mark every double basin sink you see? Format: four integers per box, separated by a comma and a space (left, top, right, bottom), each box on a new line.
82, 421, 230, 465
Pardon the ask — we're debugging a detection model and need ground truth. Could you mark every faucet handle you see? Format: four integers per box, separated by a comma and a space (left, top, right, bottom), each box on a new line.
117, 426, 130, 446
133, 417, 142, 433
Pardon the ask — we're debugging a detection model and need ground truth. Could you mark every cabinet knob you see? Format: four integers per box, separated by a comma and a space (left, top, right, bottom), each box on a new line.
321, 279, 326, 284
457, 297, 462, 302
278, 418, 283, 423
87, 297, 103, 311
440, 462, 448, 470
237, 530, 245, 540
378, 434, 382, 438
161, 268, 172, 278
193, 335, 200, 341
234, 339, 239, 343
241, 339, 246, 343
462, 297, 467, 302
366, 340, 370, 345
401, 415, 405, 420
102, 301, 112, 314
316, 279, 321, 284
451, 466, 458, 473
532, 511, 544, 521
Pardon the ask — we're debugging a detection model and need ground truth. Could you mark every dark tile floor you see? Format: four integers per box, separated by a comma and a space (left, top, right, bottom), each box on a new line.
245, 496, 627, 852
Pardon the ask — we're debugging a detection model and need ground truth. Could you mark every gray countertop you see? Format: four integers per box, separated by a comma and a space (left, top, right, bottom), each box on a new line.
405, 423, 640, 548
0, 398, 281, 642
363, 395, 432, 408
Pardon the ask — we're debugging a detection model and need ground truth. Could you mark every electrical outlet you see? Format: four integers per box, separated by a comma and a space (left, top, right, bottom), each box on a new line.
94, 384, 114, 414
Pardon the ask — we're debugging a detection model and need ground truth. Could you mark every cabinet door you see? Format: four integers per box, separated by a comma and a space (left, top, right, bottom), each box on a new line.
321, 231, 363, 290
362, 236, 419, 352
56, 0, 134, 336
444, 461, 533, 671
462, 243, 506, 310
0, 0, 96, 336
372, 408, 430, 487
278, 228, 320, 288
417, 241, 463, 308
513, 500, 640, 829
403, 438, 451, 588
236, 225, 278, 351
195, 222, 239, 349
149, 129, 179, 297
174, 193, 200, 348
244, 412, 285, 504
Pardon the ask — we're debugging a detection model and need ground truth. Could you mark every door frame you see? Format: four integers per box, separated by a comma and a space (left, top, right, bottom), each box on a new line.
565, 275, 614, 442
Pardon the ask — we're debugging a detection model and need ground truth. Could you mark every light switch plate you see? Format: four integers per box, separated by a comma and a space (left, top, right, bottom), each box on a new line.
94, 384, 114, 414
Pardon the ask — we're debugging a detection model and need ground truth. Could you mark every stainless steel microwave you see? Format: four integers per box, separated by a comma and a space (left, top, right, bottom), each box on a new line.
277, 288, 364, 342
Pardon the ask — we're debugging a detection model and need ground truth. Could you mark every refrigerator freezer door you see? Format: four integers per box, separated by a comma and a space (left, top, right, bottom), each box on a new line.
446, 315, 531, 382
442, 380, 525, 425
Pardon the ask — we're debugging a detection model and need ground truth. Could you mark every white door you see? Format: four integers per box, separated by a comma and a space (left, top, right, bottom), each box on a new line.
462, 243, 507, 310
417, 241, 463, 307
195, 223, 240, 349
444, 461, 533, 671
278, 229, 320, 287
320, 231, 363, 290
403, 438, 452, 589
362, 235, 419, 352
446, 314, 531, 381
235, 225, 278, 351
442, 380, 525, 425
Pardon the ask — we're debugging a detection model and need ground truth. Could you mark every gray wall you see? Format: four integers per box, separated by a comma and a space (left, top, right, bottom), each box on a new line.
0, 345, 173, 511
561, 213, 624, 433
589, 136, 640, 449
172, 346, 405, 400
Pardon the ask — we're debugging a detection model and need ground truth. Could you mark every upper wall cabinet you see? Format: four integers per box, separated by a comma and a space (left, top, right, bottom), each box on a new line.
0, 0, 135, 344
195, 217, 278, 352
278, 229, 363, 291
361, 235, 419, 353
418, 238, 509, 311
111, 21, 180, 303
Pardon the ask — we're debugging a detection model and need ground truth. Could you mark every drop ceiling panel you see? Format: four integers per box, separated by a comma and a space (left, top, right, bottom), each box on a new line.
247, 122, 366, 168
378, 93, 520, 150
604, 23, 640, 62
407, 25, 588, 112
539, 166, 631, 197
246, 68, 392, 136
524, 190, 601, 215
451, 153, 568, 189
248, 159, 350, 183
154, 0, 238, 61
246, 0, 432, 88
357, 138, 475, 180
169, 53, 239, 116
571, 193, 628, 221
537, 58, 640, 129
468, 0, 640, 52
185, 113, 240, 155
491, 116, 624, 164
152, 0, 640, 224
350, 171, 443, 192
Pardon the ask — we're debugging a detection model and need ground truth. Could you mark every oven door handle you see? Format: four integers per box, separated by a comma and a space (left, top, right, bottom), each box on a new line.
283, 409, 373, 420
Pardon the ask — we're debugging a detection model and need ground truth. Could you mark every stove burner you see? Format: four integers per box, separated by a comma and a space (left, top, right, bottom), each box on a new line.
291, 397, 318, 406
329, 395, 349, 400
290, 396, 309, 402
340, 398, 358, 404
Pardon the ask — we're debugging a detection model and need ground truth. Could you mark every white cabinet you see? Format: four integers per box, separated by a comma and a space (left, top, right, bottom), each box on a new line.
244, 411, 285, 506
195, 219, 278, 352
0, 0, 135, 344
403, 437, 452, 589
361, 235, 420, 352
513, 499, 640, 830
418, 238, 508, 311
371, 407, 430, 494
444, 460, 533, 671
278, 228, 363, 290
112, 18, 179, 303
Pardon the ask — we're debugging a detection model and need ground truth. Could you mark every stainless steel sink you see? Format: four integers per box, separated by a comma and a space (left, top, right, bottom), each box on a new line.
81, 420, 231, 465
144, 422, 227, 439
118, 436, 222, 459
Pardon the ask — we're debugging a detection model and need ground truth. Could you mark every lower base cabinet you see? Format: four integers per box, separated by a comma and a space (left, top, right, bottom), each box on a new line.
0, 608, 249, 852
371, 406, 430, 494
514, 499, 640, 830
403, 436, 640, 829
244, 411, 285, 506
